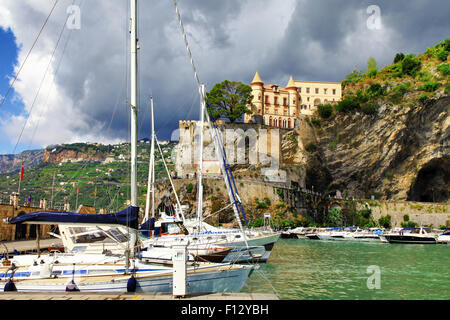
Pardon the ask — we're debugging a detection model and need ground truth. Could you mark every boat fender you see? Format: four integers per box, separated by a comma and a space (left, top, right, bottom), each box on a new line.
65, 280, 80, 292
4, 279, 17, 292
127, 276, 137, 292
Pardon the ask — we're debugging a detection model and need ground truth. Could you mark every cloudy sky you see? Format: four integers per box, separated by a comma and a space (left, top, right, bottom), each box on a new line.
0, 0, 448, 154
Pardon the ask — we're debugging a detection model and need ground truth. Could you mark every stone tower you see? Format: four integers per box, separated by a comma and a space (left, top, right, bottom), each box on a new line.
246, 72, 264, 123
286, 76, 299, 119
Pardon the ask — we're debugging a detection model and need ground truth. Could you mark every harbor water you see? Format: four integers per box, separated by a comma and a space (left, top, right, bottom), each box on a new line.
242, 239, 450, 300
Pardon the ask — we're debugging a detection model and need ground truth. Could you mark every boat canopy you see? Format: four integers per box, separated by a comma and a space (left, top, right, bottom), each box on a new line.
8, 206, 139, 229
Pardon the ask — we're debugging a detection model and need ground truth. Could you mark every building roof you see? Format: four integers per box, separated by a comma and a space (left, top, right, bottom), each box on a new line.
251, 72, 263, 84
286, 76, 296, 88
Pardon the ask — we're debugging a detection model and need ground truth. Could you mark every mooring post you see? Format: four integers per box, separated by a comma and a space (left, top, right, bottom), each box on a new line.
172, 239, 189, 298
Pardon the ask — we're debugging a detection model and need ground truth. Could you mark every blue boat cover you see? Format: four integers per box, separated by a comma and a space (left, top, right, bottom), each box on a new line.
138, 217, 155, 237
8, 206, 139, 229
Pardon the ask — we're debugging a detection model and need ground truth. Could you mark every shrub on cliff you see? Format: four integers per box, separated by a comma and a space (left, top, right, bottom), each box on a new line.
335, 96, 360, 113
437, 49, 449, 62
378, 215, 391, 228
361, 102, 379, 115
305, 142, 317, 153
367, 83, 385, 97
422, 81, 441, 92
393, 53, 405, 63
401, 56, 422, 77
437, 63, 450, 76
318, 104, 333, 119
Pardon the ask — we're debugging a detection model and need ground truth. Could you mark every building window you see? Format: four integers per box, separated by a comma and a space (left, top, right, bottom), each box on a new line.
324, 88, 327, 94
258, 94, 261, 101
307, 97, 310, 102
265, 95, 269, 103
315, 88, 319, 94
333, 89, 336, 95
274, 97, 278, 105
288, 118, 292, 129
279, 117, 282, 128
282, 119, 287, 128
273, 118, 277, 127
306, 88, 310, 94
269, 116, 273, 126
283, 97, 287, 106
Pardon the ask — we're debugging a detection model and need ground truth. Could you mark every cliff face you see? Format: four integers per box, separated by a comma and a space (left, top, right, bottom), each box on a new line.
0, 150, 43, 174
315, 95, 449, 201
43, 148, 106, 163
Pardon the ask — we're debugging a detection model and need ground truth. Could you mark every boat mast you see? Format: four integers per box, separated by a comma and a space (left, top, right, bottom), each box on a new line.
196, 84, 205, 232
144, 97, 155, 222
129, 0, 138, 208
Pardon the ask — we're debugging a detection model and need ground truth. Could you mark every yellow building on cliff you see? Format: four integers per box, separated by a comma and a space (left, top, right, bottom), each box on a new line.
244, 72, 342, 128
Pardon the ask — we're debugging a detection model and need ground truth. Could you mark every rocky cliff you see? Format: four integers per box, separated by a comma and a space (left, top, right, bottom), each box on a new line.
43, 143, 113, 163
0, 149, 43, 174
314, 95, 449, 201
301, 40, 450, 201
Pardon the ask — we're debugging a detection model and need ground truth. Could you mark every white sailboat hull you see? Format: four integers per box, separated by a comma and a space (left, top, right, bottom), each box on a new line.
1, 264, 254, 293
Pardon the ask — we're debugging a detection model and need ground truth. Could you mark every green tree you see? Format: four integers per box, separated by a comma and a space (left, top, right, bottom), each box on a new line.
328, 207, 343, 226
206, 80, 253, 123
367, 57, 379, 77
393, 53, 405, 63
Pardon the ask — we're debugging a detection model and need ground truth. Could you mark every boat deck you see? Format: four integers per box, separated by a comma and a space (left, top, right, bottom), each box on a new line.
1, 239, 63, 254
0, 292, 278, 300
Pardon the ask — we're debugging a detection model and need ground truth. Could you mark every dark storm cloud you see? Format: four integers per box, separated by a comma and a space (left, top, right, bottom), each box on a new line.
2, 0, 449, 147
261, 0, 450, 84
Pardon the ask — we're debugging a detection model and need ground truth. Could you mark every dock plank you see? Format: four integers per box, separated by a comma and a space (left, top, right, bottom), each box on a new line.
0, 292, 279, 300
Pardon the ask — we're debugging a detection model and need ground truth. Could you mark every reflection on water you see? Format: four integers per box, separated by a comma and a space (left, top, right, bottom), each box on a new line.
243, 239, 450, 300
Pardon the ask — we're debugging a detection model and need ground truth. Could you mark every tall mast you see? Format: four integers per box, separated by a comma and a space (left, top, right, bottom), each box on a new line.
144, 97, 155, 222
196, 84, 206, 231
130, 0, 138, 207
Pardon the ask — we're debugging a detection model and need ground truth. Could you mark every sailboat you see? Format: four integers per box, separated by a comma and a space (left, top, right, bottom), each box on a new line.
138, 7, 281, 262
137, 0, 281, 264
1, 0, 255, 293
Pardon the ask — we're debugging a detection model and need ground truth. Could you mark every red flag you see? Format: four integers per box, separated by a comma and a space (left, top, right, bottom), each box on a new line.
20, 163, 24, 181
94, 187, 97, 198
77, 186, 80, 194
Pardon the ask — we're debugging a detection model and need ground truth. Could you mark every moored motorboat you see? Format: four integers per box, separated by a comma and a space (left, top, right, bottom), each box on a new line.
383, 227, 437, 244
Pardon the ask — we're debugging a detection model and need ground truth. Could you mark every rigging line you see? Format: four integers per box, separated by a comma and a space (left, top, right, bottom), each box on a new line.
0, 0, 60, 110
173, 0, 201, 89
27, 0, 81, 151
12, 1, 70, 156
172, 0, 250, 246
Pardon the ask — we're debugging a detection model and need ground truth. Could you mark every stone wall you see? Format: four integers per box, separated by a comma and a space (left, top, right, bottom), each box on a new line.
357, 200, 450, 228
0, 204, 52, 241
174, 120, 291, 181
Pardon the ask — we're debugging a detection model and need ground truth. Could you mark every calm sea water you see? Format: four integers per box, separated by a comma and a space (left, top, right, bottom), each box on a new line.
242, 239, 450, 300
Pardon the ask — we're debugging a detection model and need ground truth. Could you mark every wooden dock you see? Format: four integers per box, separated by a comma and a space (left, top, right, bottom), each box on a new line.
0, 292, 278, 300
